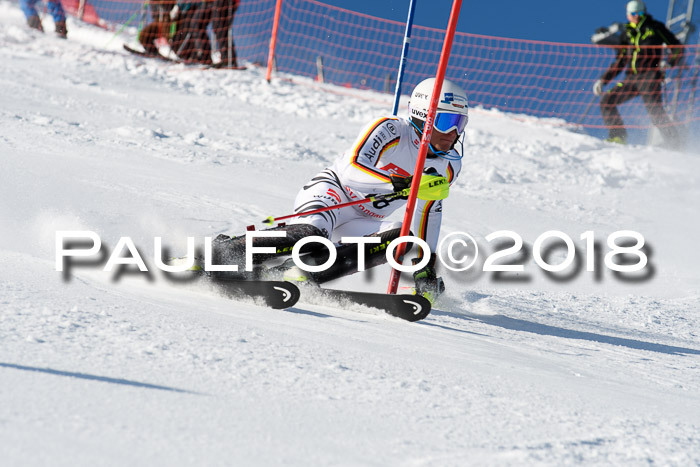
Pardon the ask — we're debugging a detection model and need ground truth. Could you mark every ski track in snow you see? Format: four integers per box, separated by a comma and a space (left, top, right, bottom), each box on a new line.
1, 3, 700, 465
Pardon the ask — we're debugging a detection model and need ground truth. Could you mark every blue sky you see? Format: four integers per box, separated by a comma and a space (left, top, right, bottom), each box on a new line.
318, 0, 671, 44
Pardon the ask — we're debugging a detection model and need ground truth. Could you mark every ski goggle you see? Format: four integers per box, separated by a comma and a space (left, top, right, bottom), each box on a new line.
408, 117, 465, 161
433, 112, 469, 134
629, 11, 644, 16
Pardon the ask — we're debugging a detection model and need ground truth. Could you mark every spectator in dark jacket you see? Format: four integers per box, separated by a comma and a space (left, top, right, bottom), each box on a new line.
139, 0, 213, 64
138, 0, 176, 55
211, 0, 240, 68
593, 0, 684, 146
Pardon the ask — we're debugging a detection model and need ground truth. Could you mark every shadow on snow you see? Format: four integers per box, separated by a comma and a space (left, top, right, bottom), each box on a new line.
430, 309, 700, 357
0, 362, 203, 394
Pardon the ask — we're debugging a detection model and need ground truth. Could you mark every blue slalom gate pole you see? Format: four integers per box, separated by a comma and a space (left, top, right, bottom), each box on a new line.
391, 0, 417, 115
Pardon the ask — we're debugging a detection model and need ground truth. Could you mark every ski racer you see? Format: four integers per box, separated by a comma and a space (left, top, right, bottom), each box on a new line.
593, 0, 683, 146
213, 78, 468, 303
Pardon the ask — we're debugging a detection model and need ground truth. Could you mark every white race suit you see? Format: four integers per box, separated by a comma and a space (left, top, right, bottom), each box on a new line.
291, 116, 462, 257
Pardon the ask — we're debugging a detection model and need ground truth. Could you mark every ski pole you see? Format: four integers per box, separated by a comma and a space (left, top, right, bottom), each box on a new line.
262, 189, 410, 225
105, 5, 146, 47
261, 173, 449, 225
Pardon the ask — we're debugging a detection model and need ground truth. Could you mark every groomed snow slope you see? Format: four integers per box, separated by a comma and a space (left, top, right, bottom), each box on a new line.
1, 4, 700, 465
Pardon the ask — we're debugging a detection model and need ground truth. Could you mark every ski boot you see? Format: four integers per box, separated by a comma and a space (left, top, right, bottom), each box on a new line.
27, 15, 43, 32
605, 136, 626, 145
55, 21, 67, 39
412, 254, 445, 305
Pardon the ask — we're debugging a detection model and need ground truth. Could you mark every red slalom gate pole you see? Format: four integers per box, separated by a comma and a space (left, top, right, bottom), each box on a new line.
266, 0, 283, 83
387, 0, 463, 295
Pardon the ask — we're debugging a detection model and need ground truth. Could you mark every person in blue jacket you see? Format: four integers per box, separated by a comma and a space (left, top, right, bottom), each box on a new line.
20, 0, 67, 38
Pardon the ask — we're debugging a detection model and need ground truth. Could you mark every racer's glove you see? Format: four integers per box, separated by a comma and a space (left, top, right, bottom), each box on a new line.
389, 173, 412, 193
389, 168, 448, 201
412, 253, 445, 305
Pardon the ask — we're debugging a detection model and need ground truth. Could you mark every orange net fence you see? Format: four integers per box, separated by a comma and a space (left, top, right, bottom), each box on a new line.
16, 0, 700, 136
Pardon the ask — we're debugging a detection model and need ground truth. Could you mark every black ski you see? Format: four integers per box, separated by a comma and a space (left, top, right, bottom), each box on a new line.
123, 44, 181, 63
207, 62, 247, 70
211, 278, 300, 309
315, 289, 431, 322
